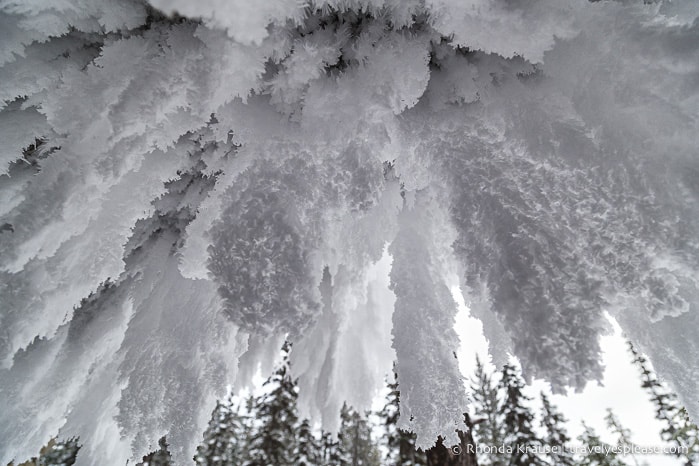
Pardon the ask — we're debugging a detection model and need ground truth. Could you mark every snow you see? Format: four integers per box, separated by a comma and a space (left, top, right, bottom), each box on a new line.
389, 193, 469, 449
1, 0, 698, 464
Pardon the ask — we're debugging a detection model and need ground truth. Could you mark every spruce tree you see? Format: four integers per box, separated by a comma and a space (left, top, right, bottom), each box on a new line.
577, 423, 628, 466
194, 391, 250, 465
7, 438, 81, 466
36, 438, 81, 466
245, 343, 299, 466
540, 393, 575, 466
338, 403, 381, 466
424, 414, 479, 466
295, 418, 321, 466
470, 356, 506, 466
380, 373, 427, 466
628, 342, 699, 465
604, 409, 640, 466
629, 343, 675, 432
670, 408, 699, 466
319, 430, 345, 466
136, 436, 173, 466
499, 363, 546, 466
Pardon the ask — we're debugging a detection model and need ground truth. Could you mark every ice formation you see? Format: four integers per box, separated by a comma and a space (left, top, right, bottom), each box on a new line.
0, 0, 698, 463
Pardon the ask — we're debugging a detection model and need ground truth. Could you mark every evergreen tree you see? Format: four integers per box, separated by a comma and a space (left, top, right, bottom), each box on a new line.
577, 423, 628, 466
604, 409, 640, 466
338, 403, 381, 466
470, 356, 506, 466
194, 391, 250, 465
37, 438, 80, 466
540, 393, 575, 466
424, 414, 479, 466
136, 436, 173, 466
629, 342, 699, 465
245, 343, 299, 466
6, 438, 81, 466
629, 343, 675, 432
379, 373, 427, 466
295, 418, 321, 466
670, 408, 699, 466
499, 364, 546, 466
319, 431, 345, 466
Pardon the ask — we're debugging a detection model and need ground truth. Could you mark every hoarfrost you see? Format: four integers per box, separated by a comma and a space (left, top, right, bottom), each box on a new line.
1, 0, 698, 463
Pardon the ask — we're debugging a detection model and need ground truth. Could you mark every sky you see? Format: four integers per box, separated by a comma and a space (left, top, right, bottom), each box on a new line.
452, 288, 683, 466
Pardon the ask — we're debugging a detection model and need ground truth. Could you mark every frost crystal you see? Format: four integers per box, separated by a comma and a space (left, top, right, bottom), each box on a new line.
1, 0, 698, 464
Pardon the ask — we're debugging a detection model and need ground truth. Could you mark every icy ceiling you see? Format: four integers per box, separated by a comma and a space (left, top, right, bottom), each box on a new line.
0, 0, 698, 463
